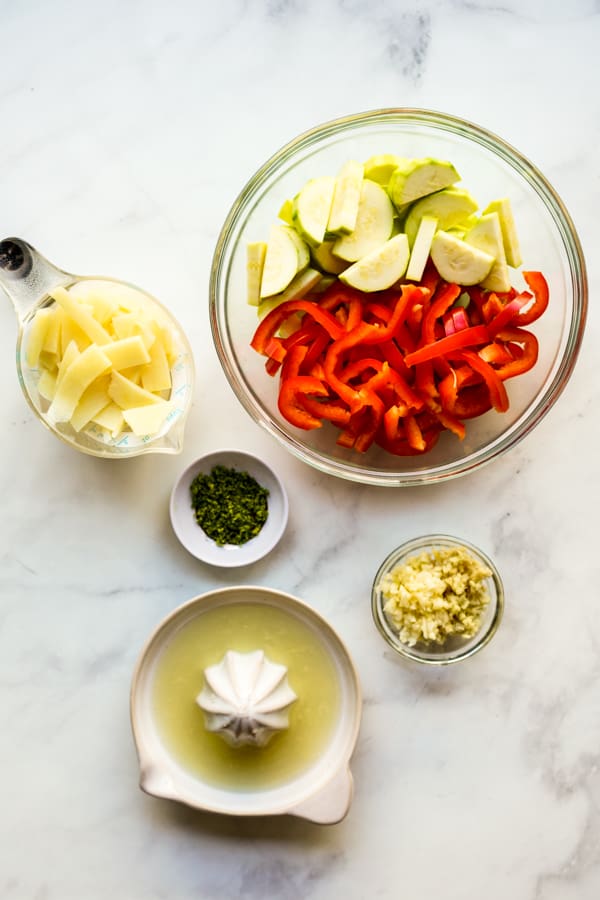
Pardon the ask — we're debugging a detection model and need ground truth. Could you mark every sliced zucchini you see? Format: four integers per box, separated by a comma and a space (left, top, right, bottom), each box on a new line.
404, 188, 479, 246
483, 197, 522, 267
430, 231, 495, 286
246, 242, 267, 306
465, 212, 511, 292
311, 240, 349, 275
332, 179, 394, 262
364, 154, 407, 186
309, 275, 336, 294
283, 226, 310, 273
388, 158, 460, 209
327, 159, 364, 235
340, 234, 410, 292
292, 176, 336, 247
260, 225, 301, 299
258, 267, 322, 317
405, 216, 438, 281
446, 228, 466, 240
278, 199, 295, 225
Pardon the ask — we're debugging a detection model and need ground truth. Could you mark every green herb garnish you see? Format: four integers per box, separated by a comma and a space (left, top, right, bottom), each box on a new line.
190, 464, 269, 546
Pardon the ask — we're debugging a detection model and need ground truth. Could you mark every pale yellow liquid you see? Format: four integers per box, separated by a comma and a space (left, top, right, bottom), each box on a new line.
151, 603, 341, 790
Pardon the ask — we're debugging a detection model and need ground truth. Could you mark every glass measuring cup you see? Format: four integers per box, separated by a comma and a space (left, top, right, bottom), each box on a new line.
1, 238, 194, 458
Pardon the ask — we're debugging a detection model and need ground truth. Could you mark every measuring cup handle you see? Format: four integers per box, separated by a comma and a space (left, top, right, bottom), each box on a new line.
0, 238, 71, 323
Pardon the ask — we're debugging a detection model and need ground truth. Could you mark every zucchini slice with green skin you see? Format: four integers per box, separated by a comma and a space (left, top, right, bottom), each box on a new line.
364, 154, 407, 186
465, 212, 511, 292
332, 179, 394, 262
246, 242, 267, 306
311, 240, 349, 275
258, 268, 323, 317
260, 225, 301, 299
327, 159, 364, 235
292, 176, 336, 247
340, 234, 410, 292
278, 199, 294, 225
388, 158, 460, 208
405, 216, 438, 282
283, 226, 310, 273
483, 197, 522, 267
430, 231, 495, 286
404, 188, 479, 246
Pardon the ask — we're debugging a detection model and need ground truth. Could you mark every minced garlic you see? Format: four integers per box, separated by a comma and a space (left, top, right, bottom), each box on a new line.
377, 546, 492, 646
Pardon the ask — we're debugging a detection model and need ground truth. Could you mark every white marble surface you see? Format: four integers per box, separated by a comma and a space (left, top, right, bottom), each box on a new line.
1, 1, 599, 897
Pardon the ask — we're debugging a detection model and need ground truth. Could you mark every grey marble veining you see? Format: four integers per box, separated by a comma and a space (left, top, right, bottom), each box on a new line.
1, 0, 599, 898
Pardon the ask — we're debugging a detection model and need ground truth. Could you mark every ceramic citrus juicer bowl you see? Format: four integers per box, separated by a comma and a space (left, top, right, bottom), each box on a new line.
0, 238, 194, 457
130, 586, 362, 824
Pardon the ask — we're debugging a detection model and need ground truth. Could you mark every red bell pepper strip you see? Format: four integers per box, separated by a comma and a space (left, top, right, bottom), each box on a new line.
424, 398, 466, 440
340, 357, 384, 384
421, 282, 461, 344
319, 282, 363, 309
478, 341, 516, 366
360, 285, 426, 346
406, 298, 425, 335
492, 327, 539, 379
414, 360, 438, 400
377, 423, 441, 456
451, 350, 509, 413
280, 343, 308, 382
300, 393, 350, 427
302, 329, 330, 373
380, 338, 411, 377
319, 287, 364, 333
351, 392, 385, 452
420, 259, 440, 297
516, 271, 549, 325
384, 404, 407, 441
251, 299, 345, 358
345, 297, 363, 331
365, 302, 392, 324
363, 361, 424, 411
323, 323, 376, 406
405, 414, 426, 452
278, 375, 328, 430
486, 293, 531, 337
281, 321, 323, 351
451, 383, 493, 419
264, 336, 287, 363
482, 292, 504, 323
404, 324, 490, 367
335, 390, 384, 452
265, 356, 281, 376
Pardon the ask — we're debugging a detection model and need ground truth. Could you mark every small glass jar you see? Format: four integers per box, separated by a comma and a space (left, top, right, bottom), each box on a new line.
371, 534, 504, 665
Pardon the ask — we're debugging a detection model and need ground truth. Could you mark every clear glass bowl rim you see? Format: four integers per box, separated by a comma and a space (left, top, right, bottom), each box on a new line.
371, 533, 505, 665
210, 107, 588, 486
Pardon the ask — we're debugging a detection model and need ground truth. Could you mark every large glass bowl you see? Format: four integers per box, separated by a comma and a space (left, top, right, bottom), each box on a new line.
210, 109, 587, 486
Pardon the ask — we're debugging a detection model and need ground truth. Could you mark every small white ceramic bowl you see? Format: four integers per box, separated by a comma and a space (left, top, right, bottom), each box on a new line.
169, 449, 288, 567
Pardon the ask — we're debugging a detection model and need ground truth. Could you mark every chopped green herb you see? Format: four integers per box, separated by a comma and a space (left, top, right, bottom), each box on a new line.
190, 464, 269, 546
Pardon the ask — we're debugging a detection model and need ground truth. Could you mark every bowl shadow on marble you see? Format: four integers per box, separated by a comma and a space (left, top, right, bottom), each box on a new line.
141, 791, 351, 840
